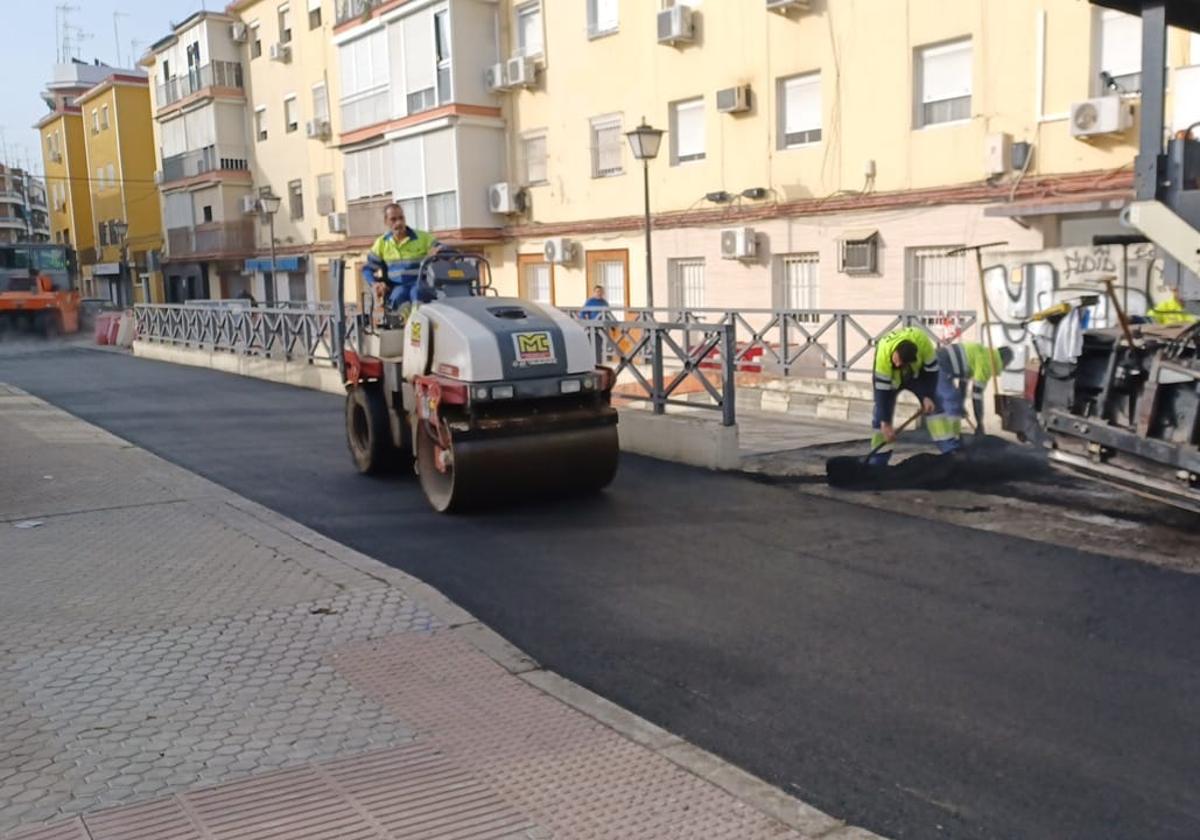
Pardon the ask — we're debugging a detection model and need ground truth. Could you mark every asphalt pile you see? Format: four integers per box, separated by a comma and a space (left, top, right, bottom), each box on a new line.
826, 435, 1048, 490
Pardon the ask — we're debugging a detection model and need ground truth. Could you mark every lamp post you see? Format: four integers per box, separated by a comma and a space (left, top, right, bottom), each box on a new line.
258, 192, 282, 305
625, 118, 665, 310
109, 219, 129, 307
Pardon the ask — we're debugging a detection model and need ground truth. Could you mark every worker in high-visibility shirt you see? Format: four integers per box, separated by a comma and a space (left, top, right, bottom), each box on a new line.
1147, 289, 1198, 325
363, 203, 442, 310
935, 342, 1015, 449
870, 327, 948, 465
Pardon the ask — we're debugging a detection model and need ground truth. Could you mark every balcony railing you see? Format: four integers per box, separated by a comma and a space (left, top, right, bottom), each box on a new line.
346, 196, 393, 239
166, 220, 255, 258
161, 146, 250, 185
335, 0, 385, 26
156, 61, 244, 109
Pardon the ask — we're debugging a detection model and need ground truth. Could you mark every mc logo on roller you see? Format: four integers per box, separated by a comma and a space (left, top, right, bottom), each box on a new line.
513, 331, 555, 366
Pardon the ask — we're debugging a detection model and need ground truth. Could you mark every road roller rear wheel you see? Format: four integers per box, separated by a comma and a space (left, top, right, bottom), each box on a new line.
416, 421, 459, 512
345, 385, 394, 475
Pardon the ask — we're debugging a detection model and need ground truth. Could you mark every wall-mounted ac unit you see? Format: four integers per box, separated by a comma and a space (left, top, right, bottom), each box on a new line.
328, 212, 348, 234
241, 195, 261, 214
269, 43, 291, 63
543, 237, 577, 264
506, 56, 536, 89
49, 152, 62, 163
720, 227, 757, 260
767, 0, 811, 11
1069, 96, 1134, 138
839, 230, 878, 275
230, 23, 248, 43
485, 63, 509, 92
488, 182, 526, 215
53, 200, 66, 212
305, 119, 331, 140
657, 5, 695, 46
716, 85, 751, 114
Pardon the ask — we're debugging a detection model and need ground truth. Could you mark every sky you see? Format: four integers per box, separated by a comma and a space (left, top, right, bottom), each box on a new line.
0, 0, 209, 175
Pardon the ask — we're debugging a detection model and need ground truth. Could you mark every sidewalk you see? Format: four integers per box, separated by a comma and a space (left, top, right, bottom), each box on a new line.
0, 384, 881, 840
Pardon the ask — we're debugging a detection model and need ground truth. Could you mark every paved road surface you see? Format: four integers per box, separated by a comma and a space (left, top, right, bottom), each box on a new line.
4, 346, 1199, 840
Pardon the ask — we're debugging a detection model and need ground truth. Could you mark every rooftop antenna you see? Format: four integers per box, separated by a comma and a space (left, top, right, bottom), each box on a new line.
113, 11, 130, 68
130, 38, 142, 66
69, 26, 94, 62
56, 3, 79, 63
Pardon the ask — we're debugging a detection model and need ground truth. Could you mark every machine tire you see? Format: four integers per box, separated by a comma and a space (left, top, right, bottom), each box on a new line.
345, 385, 395, 475
416, 421, 462, 513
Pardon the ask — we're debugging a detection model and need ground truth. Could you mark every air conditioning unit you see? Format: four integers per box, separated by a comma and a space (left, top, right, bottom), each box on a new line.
230, 23, 248, 43
485, 63, 509, 92
305, 119, 331, 140
506, 56, 536, 89
720, 227, 757, 260
767, 0, 811, 11
54, 200, 66, 212
316, 195, 335, 216
488, 182, 526, 215
543, 237, 577, 264
269, 43, 292, 63
716, 85, 751, 114
49, 151, 62, 163
328, 212, 348, 234
1070, 96, 1134, 138
657, 5, 695, 46
241, 195, 261, 214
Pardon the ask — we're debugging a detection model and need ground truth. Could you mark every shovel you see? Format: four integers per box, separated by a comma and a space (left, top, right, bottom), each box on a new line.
825, 408, 924, 487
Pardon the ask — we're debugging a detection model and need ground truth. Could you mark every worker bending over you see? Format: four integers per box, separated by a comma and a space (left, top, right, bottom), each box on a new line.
871, 327, 953, 465
363, 203, 442, 310
1147, 288, 1198, 325
935, 342, 1014, 451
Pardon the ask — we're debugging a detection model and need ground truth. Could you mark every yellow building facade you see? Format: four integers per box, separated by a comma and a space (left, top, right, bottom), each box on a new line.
36, 109, 95, 271
78, 74, 165, 304
483, 0, 1193, 315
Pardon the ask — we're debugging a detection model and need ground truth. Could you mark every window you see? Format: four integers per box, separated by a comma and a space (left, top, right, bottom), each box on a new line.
523, 132, 548, 185
907, 246, 966, 313
403, 9, 438, 114
588, 252, 627, 307
670, 98, 705, 164
308, 0, 321, 29
399, 198, 424, 229
91, 109, 99, 133
312, 82, 330, 124
435, 9, 451, 104
343, 144, 392, 201
839, 230, 878, 274
779, 73, 821, 148
288, 179, 304, 220
588, 0, 618, 37
250, 23, 262, 58
278, 4, 293, 44
100, 105, 110, 130
520, 258, 553, 304
1098, 9, 1141, 93
916, 38, 972, 127
255, 107, 268, 141
316, 173, 335, 214
106, 164, 116, 189
284, 96, 299, 133
516, 2, 543, 58
339, 29, 389, 130
780, 254, 819, 319
590, 115, 623, 177
98, 223, 109, 247
668, 258, 705, 311
428, 192, 457, 230
202, 205, 214, 223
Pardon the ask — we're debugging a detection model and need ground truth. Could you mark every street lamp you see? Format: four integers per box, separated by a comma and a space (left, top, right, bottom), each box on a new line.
109, 219, 129, 306
258, 192, 282, 305
626, 118, 665, 310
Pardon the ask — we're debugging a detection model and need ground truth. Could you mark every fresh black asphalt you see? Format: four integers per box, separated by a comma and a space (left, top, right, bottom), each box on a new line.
4, 347, 1199, 840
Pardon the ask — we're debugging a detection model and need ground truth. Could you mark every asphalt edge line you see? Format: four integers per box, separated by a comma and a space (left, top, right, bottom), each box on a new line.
3, 384, 889, 840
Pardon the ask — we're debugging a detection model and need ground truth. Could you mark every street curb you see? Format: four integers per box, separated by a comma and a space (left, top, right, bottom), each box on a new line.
3, 385, 889, 840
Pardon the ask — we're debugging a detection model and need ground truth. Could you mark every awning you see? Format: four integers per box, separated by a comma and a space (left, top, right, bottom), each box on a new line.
244, 256, 303, 273
985, 195, 1129, 218
841, 229, 878, 242
92, 263, 121, 276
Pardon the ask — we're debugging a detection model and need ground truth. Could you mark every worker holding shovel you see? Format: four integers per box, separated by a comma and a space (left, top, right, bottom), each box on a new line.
935, 342, 1014, 450
869, 327, 953, 465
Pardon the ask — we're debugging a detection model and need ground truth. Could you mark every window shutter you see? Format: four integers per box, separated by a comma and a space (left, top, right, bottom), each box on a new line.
675, 99, 704, 160
784, 74, 821, 134
921, 40, 972, 103
404, 9, 436, 96
1100, 11, 1141, 78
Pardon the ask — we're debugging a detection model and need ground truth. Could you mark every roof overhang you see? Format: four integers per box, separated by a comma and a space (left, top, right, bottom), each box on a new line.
985, 194, 1130, 218
1091, 0, 1200, 33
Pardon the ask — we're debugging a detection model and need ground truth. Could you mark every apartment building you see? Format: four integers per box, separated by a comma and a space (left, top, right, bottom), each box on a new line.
231, 0, 356, 303
482, 0, 1194, 315
78, 71, 165, 305
333, 0, 508, 301
37, 61, 120, 276
144, 11, 255, 302
0, 166, 50, 245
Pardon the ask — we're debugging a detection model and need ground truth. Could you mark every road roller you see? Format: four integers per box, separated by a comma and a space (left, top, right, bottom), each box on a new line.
338, 253, 619, 512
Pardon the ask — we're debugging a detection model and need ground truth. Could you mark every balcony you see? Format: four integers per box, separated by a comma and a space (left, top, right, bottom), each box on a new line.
336, 0, 386, 26
156, 61, 244, 110
347, 196, 393, 239
0, 216, 27, 231
166, 220, 255, 258
161, 146, 250, 186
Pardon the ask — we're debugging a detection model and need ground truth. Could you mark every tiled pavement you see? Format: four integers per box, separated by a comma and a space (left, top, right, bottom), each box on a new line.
0, 384, 881, 840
